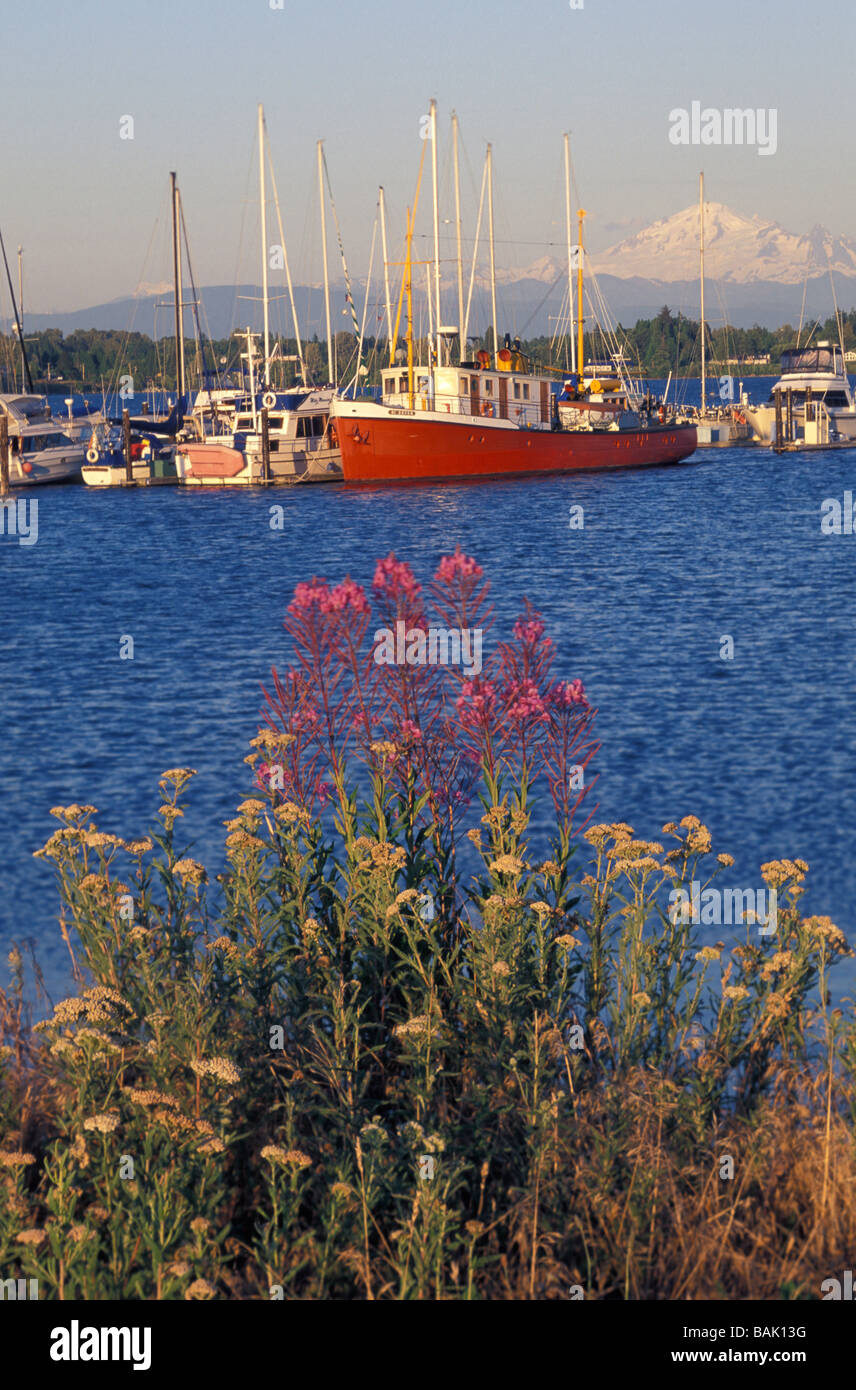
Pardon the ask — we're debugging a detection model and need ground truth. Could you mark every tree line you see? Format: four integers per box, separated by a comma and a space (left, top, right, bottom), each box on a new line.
2, 306, 855, 393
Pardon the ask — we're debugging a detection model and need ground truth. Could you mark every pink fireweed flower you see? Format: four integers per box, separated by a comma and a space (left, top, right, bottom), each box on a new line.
504, 679, 549, 723
257, 761, 294, 793
435, 549, 483, 583
373, 553, 421, 602
398, 719, 424, 743
323, 577, 370, 615
512, 617, 547, 645
548, 679, 588, 710
456, 680, 497, 730
289, 579, 331, 614
292, 706, 319, 731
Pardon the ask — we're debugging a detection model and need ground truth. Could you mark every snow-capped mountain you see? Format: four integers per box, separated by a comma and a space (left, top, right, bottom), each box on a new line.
590, 203, 856, 285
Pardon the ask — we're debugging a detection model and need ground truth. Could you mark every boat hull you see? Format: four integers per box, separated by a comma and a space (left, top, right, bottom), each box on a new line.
332, 405, 697, 483
181, 441, 342, 485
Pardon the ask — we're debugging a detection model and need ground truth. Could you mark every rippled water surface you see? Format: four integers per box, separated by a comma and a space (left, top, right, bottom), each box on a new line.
3, 420, 856, 1002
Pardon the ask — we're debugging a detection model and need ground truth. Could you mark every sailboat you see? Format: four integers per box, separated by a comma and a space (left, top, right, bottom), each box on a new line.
331, 109, 696, 484
679, 174, 753, 448
180, 108, 342, 486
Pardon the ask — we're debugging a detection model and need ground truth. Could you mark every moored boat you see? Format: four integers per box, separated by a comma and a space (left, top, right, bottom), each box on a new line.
0, 395, 85, 485
744, 340, 856, 447
331, 364, 696, 484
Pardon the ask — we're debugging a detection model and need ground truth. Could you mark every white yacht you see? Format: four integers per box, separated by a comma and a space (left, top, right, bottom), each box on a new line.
744, 341, 856, 447
179, 387, 342, 486
0, 395, 85, 485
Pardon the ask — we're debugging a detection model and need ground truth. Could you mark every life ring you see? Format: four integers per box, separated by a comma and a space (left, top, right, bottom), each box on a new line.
475, 349, 490, 370
262, 391, 277, 409
86, 447, 99, 463
481, 401, 495, 418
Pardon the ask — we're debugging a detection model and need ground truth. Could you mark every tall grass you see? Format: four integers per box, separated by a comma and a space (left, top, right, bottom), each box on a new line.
1, 551, 853, 1299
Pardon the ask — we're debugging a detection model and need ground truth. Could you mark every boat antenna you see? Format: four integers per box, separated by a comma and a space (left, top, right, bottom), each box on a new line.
0, 224, 33, 392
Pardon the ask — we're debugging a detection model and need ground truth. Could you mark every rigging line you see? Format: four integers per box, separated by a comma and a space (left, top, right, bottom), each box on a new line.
266, 141, 306, 384
463, 153, 488, 348
230, 144, 256, 341
350, 212, 378, 399
102, 198, 165, 404
179, 198, 219, 392
321, 149, 360, 339
0, 223, 32, 392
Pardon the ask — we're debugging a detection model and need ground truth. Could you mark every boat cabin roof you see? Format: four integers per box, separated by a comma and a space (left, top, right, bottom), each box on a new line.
0, 394, 52, 424
780, 345, 844, 375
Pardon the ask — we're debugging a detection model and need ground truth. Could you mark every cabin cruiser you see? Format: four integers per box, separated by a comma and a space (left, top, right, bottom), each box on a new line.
744, 341, 856, 446
179, 388, 342, 485
0, 395, 85, 484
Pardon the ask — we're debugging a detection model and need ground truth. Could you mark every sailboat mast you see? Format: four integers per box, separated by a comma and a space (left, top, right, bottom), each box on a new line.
379, 186, 393, 348
576, 208, 586, 376
17, 247, 24, 392
700, 171, 706, 414
564, 134, 576, 375
259, 104, 271, 388
318, 140, 333, 385
430, 98, 441, 367
171, 172, 185, 400
406, 205, 414, 409
452, 112, 465, 363
487, 143, 498, 369
0, 225, 32, 393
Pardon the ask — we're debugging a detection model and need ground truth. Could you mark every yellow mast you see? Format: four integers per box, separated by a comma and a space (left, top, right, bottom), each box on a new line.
405, 207, 414, 409
576, 208, 586, 381
389, 139, 428, 404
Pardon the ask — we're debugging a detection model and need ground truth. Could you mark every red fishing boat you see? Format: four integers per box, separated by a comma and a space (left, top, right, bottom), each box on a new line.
331, 360, 696, 484
332, 109, 696, 484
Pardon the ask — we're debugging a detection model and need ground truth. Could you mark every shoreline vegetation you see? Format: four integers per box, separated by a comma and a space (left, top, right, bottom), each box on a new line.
3, 305, 856, 395
2, 553, 854, 1300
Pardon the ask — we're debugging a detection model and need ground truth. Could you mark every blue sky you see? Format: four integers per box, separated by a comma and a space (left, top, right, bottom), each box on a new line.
8, 0, 855, 310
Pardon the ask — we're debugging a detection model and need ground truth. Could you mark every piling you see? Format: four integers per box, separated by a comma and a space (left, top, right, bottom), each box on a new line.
785, 388, 793, 444
773, 390, 783, 453
123, 409, 132, 485
261, 406, 271, 483
0, 415, 8, 497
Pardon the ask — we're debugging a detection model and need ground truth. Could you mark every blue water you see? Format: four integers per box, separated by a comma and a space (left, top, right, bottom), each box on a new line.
3, 383, 856, 1006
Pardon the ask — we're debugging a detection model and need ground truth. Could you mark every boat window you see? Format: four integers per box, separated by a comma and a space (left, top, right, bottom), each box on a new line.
523, 383, 530, 400
484, 379, 494, 397
269, 417, 284, 430
460, 376, 469, 392
781, 348, 836, 374
513, 381, 521, 399
822, 391, 850, 408
313, 416, 325, 436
